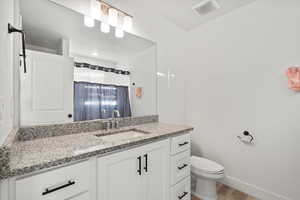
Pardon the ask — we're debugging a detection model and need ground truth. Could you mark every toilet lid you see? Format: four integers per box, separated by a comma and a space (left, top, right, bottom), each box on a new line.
191, 156, 224, 174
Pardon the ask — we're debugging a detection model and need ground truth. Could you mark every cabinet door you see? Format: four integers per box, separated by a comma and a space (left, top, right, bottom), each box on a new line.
20, 50, 74, 126
97, 147, 143, 200
143, 140, 170, 200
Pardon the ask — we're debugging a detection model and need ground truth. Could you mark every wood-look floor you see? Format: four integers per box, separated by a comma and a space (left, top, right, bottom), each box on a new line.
192, 183, 257, 200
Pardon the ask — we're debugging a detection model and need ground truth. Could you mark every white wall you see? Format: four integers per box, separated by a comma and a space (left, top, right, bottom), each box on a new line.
72, 54, 130, 94
74, 68, 131, 87
109, 0, 299, 199
129, 45, 157, 116
117, 1, 188, 124
27, 44, 58, 55
185, 1, 299, 199
72, 54, 118, 68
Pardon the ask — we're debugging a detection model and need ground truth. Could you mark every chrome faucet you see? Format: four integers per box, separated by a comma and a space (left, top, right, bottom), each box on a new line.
111, 109, 120, 129
112, 109, 120, 118
104, 110, 121, 130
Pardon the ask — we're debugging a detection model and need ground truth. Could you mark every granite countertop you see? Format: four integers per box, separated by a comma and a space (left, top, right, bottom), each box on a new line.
5, 122, 193, 179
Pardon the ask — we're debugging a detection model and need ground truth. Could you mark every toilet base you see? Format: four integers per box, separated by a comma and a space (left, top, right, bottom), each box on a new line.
191, 175, 218, 200
192, 192, 217, 200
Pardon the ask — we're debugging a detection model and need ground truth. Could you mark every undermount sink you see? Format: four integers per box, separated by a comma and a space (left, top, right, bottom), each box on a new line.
95, 129, 149, 142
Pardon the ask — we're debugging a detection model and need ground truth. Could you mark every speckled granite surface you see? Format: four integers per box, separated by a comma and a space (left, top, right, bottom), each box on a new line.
0, 128, 18, 178
0, 121, 193, 179
18, 115, 159, 141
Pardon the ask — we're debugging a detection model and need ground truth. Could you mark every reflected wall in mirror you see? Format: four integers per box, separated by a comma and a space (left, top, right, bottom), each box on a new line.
19, 0, 157, 126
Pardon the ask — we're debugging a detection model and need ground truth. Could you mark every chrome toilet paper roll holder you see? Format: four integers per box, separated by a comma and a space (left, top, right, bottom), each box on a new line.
237, 131, 254, 144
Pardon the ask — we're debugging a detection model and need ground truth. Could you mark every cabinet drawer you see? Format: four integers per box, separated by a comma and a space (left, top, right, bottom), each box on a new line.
171, 134, 190, 155
16, 161, 91, 200
69, 191, 90, 200
171, 150, 190, 185
171, 177, 191, 200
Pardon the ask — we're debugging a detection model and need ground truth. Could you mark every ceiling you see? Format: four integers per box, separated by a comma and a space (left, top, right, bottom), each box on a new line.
154, 0, 257, 31
20, 0, 155, 62
106, 0, 257, 31
21, 0, 257, 61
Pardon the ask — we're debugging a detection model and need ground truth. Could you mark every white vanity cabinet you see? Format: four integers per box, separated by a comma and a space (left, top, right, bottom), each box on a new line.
15, 160, 94, 200
97, 133, 191, 200
170, 133, 191, 200
2, 132, 192, 200
97, 139, 170, 200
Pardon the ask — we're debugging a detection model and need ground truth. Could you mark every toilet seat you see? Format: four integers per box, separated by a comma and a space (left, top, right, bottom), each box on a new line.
191, 156, 224, 175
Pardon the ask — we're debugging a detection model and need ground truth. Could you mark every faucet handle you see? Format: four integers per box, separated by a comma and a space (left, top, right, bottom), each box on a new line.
114, 120, 119, 129
104, 120, 112, 130
112, 109, 120, 118
109, 120, 114, 129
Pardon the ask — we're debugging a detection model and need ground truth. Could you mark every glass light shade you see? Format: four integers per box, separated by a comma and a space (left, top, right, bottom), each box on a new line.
123, 16, 133, 31
108, 8, 118, 26
115, 28, 124, 38
84, 15, 95, 27
101, 22, 110, 33
90, 7, 98, 19
90, 0, 100, 19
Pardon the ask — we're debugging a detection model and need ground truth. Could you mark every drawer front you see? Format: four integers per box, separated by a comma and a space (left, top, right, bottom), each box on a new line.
171, 150, 190, 185
16, 161, 91, 200
171, 177, 191, 200
69, 191, 90, 200
171, 134, 190, 155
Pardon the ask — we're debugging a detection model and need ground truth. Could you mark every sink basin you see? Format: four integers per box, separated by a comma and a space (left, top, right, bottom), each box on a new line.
95, 129, 149, 143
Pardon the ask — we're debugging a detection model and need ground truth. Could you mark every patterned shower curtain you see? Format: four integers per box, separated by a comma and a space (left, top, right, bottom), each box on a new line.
74, 82, 132, 121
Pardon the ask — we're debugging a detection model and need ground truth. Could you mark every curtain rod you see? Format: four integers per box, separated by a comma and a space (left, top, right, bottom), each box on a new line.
75, 62, 130, 75
74, 81, 129, 88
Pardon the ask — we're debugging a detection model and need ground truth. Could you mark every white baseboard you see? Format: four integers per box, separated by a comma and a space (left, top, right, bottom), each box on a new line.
220, 176, 291, 200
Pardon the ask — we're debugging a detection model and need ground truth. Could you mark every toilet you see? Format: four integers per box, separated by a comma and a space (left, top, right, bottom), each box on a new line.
191, 156, 225, 200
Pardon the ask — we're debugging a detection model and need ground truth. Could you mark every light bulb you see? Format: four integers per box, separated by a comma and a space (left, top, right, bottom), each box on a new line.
115, 28, 124, 38
123, 16, 132, 31
101, 22, 110, 33
108, 8, 118, 26
84, 15, 95, 27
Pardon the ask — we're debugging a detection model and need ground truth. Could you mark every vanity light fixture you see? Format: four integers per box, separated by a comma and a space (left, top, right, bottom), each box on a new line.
108, 8, 118, 26
84, 0, 133, 38
101, 22, 110, 33
84, 0, 98, 27
115, 27, 124, 38
123, 16, 133, 31
99, 3, 110, 33
84, 15, 95, 27
99, 0, 133, 38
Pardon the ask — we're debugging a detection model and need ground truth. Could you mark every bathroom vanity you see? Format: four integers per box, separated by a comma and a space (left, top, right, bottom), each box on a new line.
0, 117, 193, 200
0, 1, 194, 200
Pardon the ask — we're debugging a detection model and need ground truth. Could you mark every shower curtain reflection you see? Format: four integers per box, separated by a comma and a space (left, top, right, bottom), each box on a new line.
74, 82, 131, 121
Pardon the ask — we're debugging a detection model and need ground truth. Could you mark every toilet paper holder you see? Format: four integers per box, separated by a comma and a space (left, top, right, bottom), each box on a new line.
237, 131, 254, 144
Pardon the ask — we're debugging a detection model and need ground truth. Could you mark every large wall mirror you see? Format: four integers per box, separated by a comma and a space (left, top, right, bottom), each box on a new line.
19, 0, 157, 126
